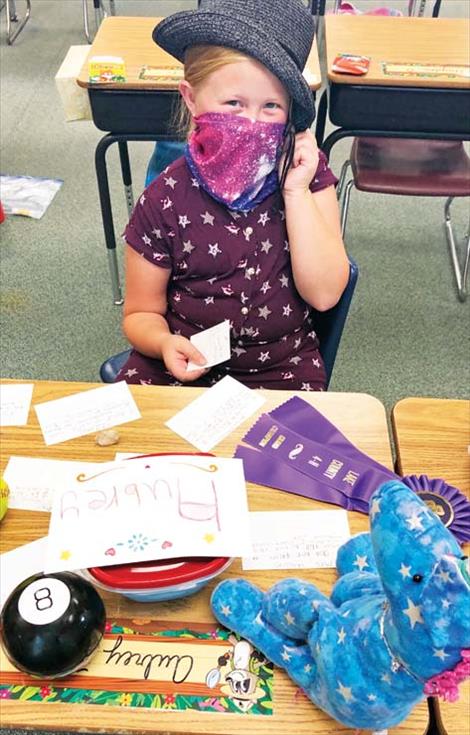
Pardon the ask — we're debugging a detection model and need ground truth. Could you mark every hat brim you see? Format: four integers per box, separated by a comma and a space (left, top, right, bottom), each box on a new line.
153, 12, 315, 131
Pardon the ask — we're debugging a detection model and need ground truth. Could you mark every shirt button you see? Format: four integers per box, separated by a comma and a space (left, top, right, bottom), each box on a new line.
238, 340, 244, 346
241, 307, 249, 315
245, 227, 253, 235
247, 267, 255, 276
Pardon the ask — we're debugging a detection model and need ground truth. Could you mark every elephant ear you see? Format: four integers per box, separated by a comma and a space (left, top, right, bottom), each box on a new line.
421, 555, 470, 655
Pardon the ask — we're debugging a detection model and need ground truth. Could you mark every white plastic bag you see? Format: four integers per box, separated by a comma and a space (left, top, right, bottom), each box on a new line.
0, 175, 63, 219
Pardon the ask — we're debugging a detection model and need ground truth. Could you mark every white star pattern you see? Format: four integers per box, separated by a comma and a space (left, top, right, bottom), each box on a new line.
433, 648, 450, 660
406, 513, 424, 531
437, 570, 452, 583
205, 297, 214, 305
191, 178, 199, 188
289, 356, 302, 365
142, 234, 151, 245
233, 346, 246, 357
225, 224, 239, 235
260, 281, 271, 294
399, 563, 412, 578
283, 304, 293, 317
182, 240, 194, 253
337, 628, 346, 644
302, 382, 313, 391
281, 647, 292, 662
164, 176, 177, 189
403, 598, 424, 628
139, 193, 146, 205
221, 605, 231, 616
284, 611, 295, 625
201, 211, 215, 225
353, 555, 369, 572
258, 211, 270, 226
279, 274, 289, 287
304, 664, 312, 673
125, 368, 138, 377
208, 243, 221, 257
381, 673, 392, 684
178, 214, 191, 228
336, 682, 354, 703
258, 306, 272, 320
369, 498, 381, 520
367, 694, 377, 701
261, 239, 273, 254
258, 351, 270, 363
152, 227, 162, 239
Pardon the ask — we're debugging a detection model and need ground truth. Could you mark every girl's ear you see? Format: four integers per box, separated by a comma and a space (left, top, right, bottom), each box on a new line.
179, 80, 197, 116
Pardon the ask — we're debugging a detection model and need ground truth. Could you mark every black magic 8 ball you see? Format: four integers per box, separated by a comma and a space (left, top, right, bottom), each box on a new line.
0, 572, 106, 678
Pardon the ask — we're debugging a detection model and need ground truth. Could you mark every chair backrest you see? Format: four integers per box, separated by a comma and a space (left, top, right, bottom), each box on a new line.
100, 259, 358, 386
314, 258, 358, 387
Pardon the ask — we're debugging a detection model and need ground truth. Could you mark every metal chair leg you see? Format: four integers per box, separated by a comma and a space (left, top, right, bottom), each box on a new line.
5, 0, 31, 45
336, 160, 351, 202
340, 180, 354, 238
444, 197, 469, 302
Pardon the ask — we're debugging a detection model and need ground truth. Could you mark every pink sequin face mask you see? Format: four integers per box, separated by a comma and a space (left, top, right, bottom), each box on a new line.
185, 113, 286, 211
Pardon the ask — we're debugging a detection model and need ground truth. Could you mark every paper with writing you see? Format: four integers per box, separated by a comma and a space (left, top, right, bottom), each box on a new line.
0, 383, 34, 426
187, 319, 231, 371
166, 375, 265, 452
3, 456, 104, 512
34, 381, 141, 445
242, 510, 350, 570
45, 455, 251, 573
0, 537, 47, 607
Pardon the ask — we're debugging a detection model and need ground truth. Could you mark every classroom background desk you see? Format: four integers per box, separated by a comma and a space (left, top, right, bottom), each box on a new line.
392, 397, 470, 495
1, 380, 461, 735
316, 15, 470, 155
76, 16, 322, 305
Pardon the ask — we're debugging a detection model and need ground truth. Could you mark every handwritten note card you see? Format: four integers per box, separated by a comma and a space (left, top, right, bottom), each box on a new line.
45, 455, 251, 573
0, 537, 47, 607
242, 510, 350, 570
187, 320, 231, 371
166, 375, 265, 452
0, 383, 34, 426
3, 456, 103, 512
34, 381, 141, 445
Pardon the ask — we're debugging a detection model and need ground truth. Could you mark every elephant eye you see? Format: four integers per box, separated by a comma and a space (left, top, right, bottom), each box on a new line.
461, 556, 468, 561
413, 574, 423, 583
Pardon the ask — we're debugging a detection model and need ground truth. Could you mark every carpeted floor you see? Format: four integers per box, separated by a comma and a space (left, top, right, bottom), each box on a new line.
0, 2, 469, 730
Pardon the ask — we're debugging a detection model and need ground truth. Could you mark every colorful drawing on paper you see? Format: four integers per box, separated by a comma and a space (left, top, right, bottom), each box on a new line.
0, 619, 273, 714
44, 455, 251, 573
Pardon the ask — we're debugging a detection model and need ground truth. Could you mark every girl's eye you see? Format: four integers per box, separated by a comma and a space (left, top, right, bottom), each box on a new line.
225, 100, 241, 107
265, 102, 281, 109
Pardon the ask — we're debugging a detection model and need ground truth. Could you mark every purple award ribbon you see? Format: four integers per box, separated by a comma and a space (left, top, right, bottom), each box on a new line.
236, 398, 398, 514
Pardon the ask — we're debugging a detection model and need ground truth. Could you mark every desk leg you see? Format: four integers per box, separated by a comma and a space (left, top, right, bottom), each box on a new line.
95, 135, 123, 306
315, 89, 328, 148
118, 141, 134, 217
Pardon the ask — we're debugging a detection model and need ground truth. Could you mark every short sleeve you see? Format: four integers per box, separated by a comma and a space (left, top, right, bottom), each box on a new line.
123, 177, 173, 269
309, 150, 338, 194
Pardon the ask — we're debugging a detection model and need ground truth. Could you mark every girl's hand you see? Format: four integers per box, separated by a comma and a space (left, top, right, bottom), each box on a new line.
282, 130, 319, 196
160, 334, 208, 382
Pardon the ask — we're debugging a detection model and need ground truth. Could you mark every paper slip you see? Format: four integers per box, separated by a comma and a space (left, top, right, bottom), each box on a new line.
3, 456, 104, 512
165, 375, 265, 452
45, 455, 251, 573
187, 320, 231, 371
34, 381, 141, 445
0, 537, 47, 607
0, 383, 34, 426
242, 510, 350, 571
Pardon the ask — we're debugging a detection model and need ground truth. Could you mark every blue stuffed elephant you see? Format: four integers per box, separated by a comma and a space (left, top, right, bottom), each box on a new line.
211, 480, 470, 731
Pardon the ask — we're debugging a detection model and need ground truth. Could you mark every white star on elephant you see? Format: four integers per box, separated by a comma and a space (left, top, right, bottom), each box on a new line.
403, 598, 423, 628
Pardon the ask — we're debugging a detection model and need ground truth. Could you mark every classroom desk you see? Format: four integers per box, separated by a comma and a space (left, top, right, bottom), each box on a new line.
0, 381, 468, 734
316, 15, 470, 155
392, 397, 470, 496
76, 16, 322, 305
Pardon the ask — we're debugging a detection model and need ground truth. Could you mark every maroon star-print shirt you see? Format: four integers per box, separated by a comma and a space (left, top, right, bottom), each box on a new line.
120, 152, 337, 391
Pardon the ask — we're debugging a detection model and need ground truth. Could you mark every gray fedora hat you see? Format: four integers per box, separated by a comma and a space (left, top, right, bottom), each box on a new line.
153, 0, 316, 131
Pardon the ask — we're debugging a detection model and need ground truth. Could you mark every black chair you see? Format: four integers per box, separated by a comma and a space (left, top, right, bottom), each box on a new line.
100, 259, 358, 388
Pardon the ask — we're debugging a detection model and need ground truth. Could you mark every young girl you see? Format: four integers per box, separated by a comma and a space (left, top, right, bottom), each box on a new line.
118, 0, 349, 391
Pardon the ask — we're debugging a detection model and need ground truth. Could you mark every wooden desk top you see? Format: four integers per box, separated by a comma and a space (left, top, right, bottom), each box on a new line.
326, 15, 470, 88
0, 381, 466, 734
77, 16, 322, 91
392, 397, 470, 495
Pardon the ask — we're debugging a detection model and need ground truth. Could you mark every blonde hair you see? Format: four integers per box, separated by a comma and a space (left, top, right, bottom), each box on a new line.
174, 45, 253, 137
